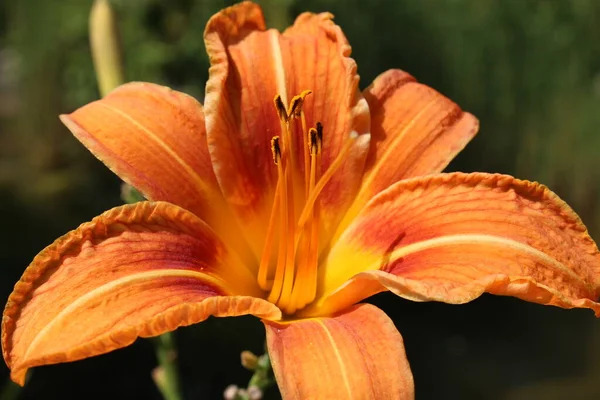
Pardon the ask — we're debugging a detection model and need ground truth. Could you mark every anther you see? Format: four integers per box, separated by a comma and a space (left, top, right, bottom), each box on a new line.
273, 95, 288, 122
316, 122, 323, 144
297, 131, 359, 230
309, 128, 319, 155
271, 136, 281, 164
287, 90, 312, 118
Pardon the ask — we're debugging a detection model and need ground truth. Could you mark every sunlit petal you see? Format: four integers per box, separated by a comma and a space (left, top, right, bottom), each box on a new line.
265, 304, 413, 400
62, 83, 218, 221
60, 83, 254, 260
204, 2, 277, 217
363, 70, 478, 186
2, 202, 280, 385
312, 172, 600, 316
336, 70, 478, 235
282, 12, 371, 235
203, 2, 370, 255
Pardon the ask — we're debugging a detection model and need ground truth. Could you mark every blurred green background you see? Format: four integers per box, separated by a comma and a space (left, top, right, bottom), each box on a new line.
1, 0, 600, 399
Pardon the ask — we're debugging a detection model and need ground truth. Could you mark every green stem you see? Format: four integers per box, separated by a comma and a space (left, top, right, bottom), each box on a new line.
230, 351, 276, 400
152, 332, 183, 400
248, 353, 275, 392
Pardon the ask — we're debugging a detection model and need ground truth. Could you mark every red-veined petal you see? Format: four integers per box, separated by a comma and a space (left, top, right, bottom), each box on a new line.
2, 202, 280, 385
203, 2, 370, 254
282, 12, 371, 235
204, 2, 276, 218
311, 172, 600, 317
265, 304, 413, 400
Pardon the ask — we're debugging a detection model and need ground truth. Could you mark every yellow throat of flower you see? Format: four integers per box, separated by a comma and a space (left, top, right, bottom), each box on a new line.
256, 90, 357, 315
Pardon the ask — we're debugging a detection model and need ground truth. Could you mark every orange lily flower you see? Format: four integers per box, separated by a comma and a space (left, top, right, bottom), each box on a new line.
3, 2, 600, 398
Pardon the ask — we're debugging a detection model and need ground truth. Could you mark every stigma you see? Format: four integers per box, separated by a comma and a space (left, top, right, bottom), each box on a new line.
256, 91, 356, 315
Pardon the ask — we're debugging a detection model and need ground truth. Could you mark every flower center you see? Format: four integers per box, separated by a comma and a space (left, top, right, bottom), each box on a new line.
256, 91, 356, 315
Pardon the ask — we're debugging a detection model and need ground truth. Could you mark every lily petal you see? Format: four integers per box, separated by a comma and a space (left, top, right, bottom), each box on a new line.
203, 2, 370, 251
314, 172, 600, 316
2, 202, 280, 385
337, 70, 478, 235
61, 83, 220, 221
282, 12, 371, 234
361, 69, 478, 195
264, 304, 413, 400
60, 83, 255, 259
204, 1, 277, 221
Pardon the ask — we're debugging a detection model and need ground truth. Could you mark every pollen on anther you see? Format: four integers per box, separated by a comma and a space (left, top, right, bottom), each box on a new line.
287, 90, 312, 118
308, 128, 319, 155
271, 136, 282, 164
273, 95, 288, 122
316, 122, 323, 141
315, 122, 323, 153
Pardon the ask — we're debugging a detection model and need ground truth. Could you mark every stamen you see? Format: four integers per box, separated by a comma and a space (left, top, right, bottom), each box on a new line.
278, 164, 297, 312
287, 90, 312, 118
305, 204, 320, 305
291, 91, 312, 198
293, 128, 321, 310
267, 141, 289, 305
257, 138, 283, 291
267, 95, 298, 310
278, 125, 298, 312
273, 95, 289, 122
309, 127, 319, 155
265, 91, 335, 314
315, 122, 323, 154
297, 131, 358, 230
271, 136, 282, 164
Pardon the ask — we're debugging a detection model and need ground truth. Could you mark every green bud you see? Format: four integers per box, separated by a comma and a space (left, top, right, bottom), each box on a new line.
240, 350, 259, 371
89, 0, 124, 97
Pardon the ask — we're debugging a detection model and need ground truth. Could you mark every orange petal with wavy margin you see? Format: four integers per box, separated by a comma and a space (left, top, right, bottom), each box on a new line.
282, 12, 371, 234
337, 70, 478, 236
265, 304, 413, 400
2, 202, 280, 385
362, 69, 478, 194
204, 2, 275, 218
59, 83, 255, 259
313, 172, 600, 317
203, 2, 370, 249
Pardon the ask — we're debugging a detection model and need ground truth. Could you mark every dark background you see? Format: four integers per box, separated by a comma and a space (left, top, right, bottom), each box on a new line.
1, 0, 600, 399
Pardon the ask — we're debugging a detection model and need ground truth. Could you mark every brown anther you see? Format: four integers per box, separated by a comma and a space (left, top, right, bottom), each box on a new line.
287, 90, 312, 118
308, 128, 319, 155
273, 95, 289, 122
315, 122, 323, 153
271, 136, 282, 164
316, 122, 323, 141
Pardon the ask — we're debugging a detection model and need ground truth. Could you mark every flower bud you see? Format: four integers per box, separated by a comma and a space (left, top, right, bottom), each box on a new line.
89, 0, 124, 97
240, 350, 259, 370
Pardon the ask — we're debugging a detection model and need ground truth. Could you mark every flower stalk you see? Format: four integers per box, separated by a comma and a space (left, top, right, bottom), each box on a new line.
224, 350, 276, 400
152, 333, 183, 400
